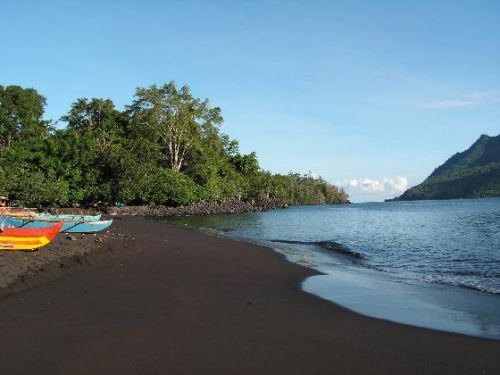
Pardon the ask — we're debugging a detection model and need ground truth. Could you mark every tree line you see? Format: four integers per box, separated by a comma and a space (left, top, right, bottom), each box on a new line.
0, 83, 349, 207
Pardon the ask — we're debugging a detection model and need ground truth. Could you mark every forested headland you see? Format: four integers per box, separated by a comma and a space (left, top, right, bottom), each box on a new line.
0, 83, 349, 208
391, 134, 500, 201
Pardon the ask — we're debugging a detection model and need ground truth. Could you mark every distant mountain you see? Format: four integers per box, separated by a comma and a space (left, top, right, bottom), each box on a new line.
392, 134, 500, 201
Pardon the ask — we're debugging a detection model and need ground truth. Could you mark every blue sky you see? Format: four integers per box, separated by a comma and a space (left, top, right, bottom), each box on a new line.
2, 0, 499, 201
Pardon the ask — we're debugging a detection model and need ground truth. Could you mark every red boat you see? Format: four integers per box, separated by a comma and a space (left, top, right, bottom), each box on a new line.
0, 221, 63, 251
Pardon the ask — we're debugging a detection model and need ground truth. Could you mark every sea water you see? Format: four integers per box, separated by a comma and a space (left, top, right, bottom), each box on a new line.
167, 199, 500, 340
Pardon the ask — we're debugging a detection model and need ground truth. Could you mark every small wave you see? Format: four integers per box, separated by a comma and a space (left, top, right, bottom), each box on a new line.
437, 270, 500, 278
218, 227, 235, 233
422, 275, 500, 295
269, 239, 362, 259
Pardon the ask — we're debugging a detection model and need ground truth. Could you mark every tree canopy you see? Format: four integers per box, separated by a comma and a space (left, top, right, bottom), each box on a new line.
127, 82, 223, 172
0, 82, 349, 207
0, 85, 50, 149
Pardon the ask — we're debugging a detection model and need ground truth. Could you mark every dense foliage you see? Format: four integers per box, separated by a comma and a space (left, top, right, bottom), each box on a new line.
0, 84, 349, 207
394, 134, 500, 200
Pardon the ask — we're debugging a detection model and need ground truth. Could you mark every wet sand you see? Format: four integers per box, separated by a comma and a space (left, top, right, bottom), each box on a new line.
1, 217, 499, 374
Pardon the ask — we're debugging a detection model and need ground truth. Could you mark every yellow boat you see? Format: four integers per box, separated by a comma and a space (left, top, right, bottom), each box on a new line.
0, 222, 63, 251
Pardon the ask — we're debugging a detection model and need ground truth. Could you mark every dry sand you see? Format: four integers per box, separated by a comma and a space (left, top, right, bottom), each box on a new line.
0, 219, 131, 290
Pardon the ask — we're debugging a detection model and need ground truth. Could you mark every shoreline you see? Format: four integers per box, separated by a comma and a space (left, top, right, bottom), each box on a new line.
303, 264, 500, 340
167, 201, 500, 340
1, 217, 499, 374
174, 218, 500, 340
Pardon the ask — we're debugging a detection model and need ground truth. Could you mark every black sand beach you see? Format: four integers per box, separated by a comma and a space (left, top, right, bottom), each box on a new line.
1, 217, 499, 374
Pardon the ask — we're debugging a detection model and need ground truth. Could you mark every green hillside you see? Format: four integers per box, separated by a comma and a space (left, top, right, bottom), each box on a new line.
394, 134, 500, 201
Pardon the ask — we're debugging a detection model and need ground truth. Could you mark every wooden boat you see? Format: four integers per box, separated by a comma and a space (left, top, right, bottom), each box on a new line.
0, 207, 37, 218
36, 213, 102, 221
4, 217, 113, 233
0, 221, 63, 251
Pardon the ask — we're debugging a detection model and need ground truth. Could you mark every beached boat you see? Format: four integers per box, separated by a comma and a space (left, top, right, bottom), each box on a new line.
4, 217, 113, 233
0, 207, 37, 218
0, 221, 63, 251
36, 213, 102, 221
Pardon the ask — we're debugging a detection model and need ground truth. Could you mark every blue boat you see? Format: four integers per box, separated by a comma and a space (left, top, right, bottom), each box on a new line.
36, 213, 102, 221
4, 217, 113, 233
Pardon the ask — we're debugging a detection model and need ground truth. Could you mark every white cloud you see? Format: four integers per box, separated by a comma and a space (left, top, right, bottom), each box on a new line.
339, 177, 408, 202
461, 90, 500, 100
417, 90, 500, 109
418, 99, 475, 109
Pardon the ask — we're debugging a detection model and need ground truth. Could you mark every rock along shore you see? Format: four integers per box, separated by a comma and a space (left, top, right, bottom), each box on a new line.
106, 198, 288, 217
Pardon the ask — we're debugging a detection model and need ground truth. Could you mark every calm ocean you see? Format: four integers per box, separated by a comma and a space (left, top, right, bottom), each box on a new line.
167, 199, 500, 339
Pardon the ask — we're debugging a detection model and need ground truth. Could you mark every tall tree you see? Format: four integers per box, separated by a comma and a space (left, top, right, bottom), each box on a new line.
0, 85, 49, 148
60, 98, 116, 131
60, 98, 126, 152
127, 82, 223, 172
